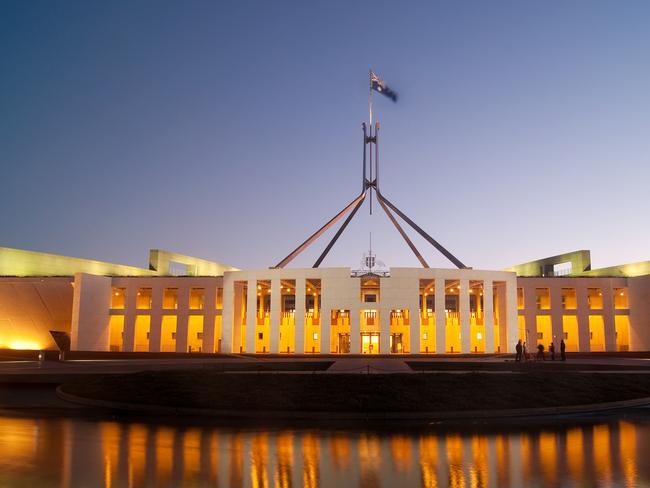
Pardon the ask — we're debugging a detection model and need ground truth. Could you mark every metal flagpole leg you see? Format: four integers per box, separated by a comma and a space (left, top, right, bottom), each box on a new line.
313, 193, 367, 268
376, 196, 429, 268
376, 190, 468, 269
273, 191, 367, 268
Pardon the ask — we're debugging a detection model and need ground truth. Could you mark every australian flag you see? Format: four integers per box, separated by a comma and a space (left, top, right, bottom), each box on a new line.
370, 70, 398, 102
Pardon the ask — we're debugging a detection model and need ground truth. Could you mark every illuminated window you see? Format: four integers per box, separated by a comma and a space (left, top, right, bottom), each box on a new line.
535, 288, 550, 310
163, 288, 178, 309
111, 288, 126, 309
136, 288, 152, 309
215, 288, 223, 310
189, 288, 205, 310
561, 288, 576, 309
614, 288, 628, 309
587, 288, 603, 309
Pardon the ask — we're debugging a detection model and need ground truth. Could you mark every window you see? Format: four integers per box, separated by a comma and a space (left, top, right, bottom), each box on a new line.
189, 288, 205, 310
614, 288, 629, 309
136, 288, 152, 309
258, 332, 264, 340
517, 288, 524, 309
163, 288, 178, 309
587, 288, 603, 310
111, 288, 126, 309
535, 288, 550, 310
364, 294, 377, 303
561, 288, 576, 310
216, 288, 223, 310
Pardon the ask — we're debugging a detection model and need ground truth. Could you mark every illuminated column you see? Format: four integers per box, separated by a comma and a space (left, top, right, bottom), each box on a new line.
350, 304, 360, 354
408, 297, 420, 354
221, 278, 234, 353
176, 288, 189, 353
246, 279, 256, 353
295, 279, 306, 354
122, 286, 137, 352
320, 293, 331, 355
483, 280, 494, 353
149, 314, 162, 352
270, 278, 281, 353
523, 284, 537, 350
550, 286, 563, 349
602, 285, 616, 351
380, 306, 390, 353
505, 277, 519, 353
576, 286, 590, 352
435, 278, 445, 353
460, 278, 470, 353
203, 286, 216, 353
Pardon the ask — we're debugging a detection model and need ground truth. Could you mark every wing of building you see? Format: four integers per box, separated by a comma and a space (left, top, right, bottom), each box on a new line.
1, 247, 648, 354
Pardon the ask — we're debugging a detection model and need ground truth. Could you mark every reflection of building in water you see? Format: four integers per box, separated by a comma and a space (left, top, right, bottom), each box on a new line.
302, 433, 320, 488
275, 432, 294, 488
0, 418, 645, 488
329, 434, 351, 471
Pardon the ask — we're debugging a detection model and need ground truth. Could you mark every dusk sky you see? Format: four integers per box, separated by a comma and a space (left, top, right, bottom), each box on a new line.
2, 1, 649, 271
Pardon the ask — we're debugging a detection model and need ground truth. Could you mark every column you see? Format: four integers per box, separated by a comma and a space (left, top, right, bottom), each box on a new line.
203, 285, 216, 353
435, 278, 445, 353
149, 285, 163, 352
221, 278, 234, 353
295, 279, 306, 354
380, 307, 390, 353
602, 285, 616, 352
576, 285, 590, 352
460, 278, 470, 353
320, 294, 331, 355
505, 278, 519, 353
270, 278, 281, 353
176, 288, 189, 352
149, 314, 162, 352
550, 286, 564, 349
232, 282, 245, 352
350, 305, 360, 354
408, 299, 420, 354
246, 279, 257, 353
122, 286, 137, 352
523, 284, 537, 351
483, 280, 494, 353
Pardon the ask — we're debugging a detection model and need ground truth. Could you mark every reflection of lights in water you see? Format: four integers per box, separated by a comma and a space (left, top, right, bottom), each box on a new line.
0, 418, 642, 487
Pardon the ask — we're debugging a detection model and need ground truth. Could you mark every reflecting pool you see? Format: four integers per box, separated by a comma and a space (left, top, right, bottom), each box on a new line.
0, 414, 649, 487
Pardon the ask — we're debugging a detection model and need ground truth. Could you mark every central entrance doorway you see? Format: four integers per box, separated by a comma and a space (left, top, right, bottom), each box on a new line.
361, 332, 379, 354
390, 333, 403, 353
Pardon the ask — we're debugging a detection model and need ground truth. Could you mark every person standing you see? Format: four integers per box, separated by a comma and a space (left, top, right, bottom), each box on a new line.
560, 339, 567, 361
515, 340, 522, 362
549, 342, 555, 361
537, 343, 545, 361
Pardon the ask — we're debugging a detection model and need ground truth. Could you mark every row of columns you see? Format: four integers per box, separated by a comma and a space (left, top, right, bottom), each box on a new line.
519, 285, 617, 352
119, 285, 217, 353
221, 277, 514, 354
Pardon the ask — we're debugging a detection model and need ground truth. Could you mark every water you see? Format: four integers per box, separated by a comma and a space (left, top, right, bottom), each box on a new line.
0, 414, 649, 487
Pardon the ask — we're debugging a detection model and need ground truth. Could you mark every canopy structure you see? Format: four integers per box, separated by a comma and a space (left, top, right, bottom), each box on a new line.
273, 122, 468, 269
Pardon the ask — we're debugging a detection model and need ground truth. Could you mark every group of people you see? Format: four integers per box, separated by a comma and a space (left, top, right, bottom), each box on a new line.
515, 339, 566, 362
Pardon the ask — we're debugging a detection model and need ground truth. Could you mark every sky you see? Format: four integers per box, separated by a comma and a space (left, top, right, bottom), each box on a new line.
1, 1, 649, 272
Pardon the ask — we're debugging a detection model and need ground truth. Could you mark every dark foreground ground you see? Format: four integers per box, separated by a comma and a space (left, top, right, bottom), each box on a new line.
60, 370, 650, 413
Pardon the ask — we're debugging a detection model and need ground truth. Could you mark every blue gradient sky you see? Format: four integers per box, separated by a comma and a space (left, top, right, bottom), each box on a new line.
2, 1, 649, 271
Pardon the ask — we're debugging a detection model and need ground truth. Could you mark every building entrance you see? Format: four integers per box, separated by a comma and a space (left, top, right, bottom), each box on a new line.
390, 333, 403, 353
361, 332, 379, 354
338, 333, 351, 353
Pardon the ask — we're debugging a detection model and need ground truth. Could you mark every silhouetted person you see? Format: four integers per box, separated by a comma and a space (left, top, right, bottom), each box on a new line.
560, 339, 566, 361
549, 342, 555, 361
537, 343, 545, 361
515, 340, 522, 362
